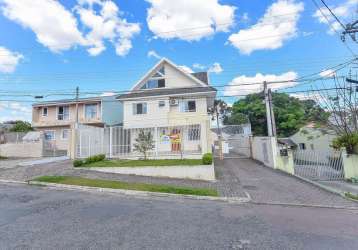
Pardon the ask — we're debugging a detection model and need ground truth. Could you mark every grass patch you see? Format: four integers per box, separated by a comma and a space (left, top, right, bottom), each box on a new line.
345, 192, 358, 201
81, 159, 205, 168
33, 176, 218, 197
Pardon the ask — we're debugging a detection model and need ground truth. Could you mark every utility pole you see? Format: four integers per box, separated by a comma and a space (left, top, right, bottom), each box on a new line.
264, 81, 273, 137
75, 86, 79, 129
268, 89, 277, 136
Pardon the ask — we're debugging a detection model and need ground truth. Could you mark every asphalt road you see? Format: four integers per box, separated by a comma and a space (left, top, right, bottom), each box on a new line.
1, 183, 358, 250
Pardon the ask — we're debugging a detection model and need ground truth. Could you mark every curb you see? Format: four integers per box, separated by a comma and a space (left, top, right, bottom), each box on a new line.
28, 181, 251, 204
0, 179, 27, 185
249, 201, 358, 210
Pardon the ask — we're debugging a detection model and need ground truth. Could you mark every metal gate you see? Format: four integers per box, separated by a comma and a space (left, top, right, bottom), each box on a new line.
293, 150, 344, 180
213, 125, 252, 159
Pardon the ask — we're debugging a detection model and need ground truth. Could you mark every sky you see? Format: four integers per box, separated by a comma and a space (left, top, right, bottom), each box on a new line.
0, 0, 357, 122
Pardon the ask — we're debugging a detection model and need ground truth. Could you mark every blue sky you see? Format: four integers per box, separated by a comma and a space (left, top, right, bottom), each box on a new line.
0, 0, 357, 121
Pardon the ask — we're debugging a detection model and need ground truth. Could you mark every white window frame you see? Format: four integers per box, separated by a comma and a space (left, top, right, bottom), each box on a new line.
133, 102, 147, 115
44, 130, 55, 141
84, 103, 98, 120
42, 107, 48, 117
61, 129, 69, 140
57, 106, 70, 121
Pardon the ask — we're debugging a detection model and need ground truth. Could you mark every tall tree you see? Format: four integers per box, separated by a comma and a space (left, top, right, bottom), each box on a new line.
231, 92, 328, 137
9, 121, 33, 132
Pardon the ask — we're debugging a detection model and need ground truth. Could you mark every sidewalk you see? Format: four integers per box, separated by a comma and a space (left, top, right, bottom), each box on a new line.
317, 180, 358, 195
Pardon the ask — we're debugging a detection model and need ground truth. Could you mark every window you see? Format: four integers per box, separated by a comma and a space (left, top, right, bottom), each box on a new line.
61, 129, 69, 140
158, 100, 165, 107
141, 66, 165, 89
180, 100, 196, 112
187, 126, 200, 141
299, 143, 306, 150
44, 131, 55, 141
57, 106, 69, 120
42, 107, 48, 117
85, 104, 98, 120
133, 103, 147, 115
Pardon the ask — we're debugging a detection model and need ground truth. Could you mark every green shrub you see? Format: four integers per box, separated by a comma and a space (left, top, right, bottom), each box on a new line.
84, 154, 106, 165
202, 153, 213, 165
331, 132, 358, 154
73, 160, 83, 167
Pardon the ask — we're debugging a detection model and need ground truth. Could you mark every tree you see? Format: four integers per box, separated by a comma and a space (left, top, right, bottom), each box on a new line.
133, 129, 155, 160
9, 121, 33, 132
231, 92, 328, 137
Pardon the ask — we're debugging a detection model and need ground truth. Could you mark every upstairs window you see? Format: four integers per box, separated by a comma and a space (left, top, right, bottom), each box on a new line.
85, 104, 98, 119
180, 100, 196, 112
133, 103, 147, 115
141, 66, 165, 89
42, 107, 48, 117
57, 106, 69, 120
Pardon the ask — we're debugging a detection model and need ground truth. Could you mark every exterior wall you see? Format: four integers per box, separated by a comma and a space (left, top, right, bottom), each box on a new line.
82, 164, 215, 181
35, 126, 70, 151
342, 149, 358, 179
123, 97, 210, 128
133, 61, 202, 91
32, 101, 104, 127
101, 96, 123, 125
276, 151, 295, 175
0, 141, 43, 158
290, 127, 337, 152
251, 136, 277, 168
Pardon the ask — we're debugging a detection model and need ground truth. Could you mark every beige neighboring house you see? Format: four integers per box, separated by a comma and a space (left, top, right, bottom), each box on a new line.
32, 96, 122, 156
116, 58, 217, 156
290, 123, 337, 152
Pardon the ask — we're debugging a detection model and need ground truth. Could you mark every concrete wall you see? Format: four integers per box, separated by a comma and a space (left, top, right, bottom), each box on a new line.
82, 164, 215, 181
276, 151, 295, 175
342, 149, 358, 180
0, 141, 43, 158
251, 136, 277, 168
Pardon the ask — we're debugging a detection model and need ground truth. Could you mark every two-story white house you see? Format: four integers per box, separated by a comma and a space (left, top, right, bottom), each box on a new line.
116, 58, 217, 157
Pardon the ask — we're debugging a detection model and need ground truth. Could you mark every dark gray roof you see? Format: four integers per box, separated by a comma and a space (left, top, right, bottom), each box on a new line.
117, 86, 217, 100
277, 138, 297, 147
32, 96, 105, 107
191, 72, 208, 84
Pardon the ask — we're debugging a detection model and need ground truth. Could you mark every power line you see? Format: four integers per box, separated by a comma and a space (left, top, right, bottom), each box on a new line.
319, 0, 347, 31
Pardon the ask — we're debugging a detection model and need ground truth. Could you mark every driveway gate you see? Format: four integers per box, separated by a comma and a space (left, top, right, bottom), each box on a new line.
293, 150, 344, 180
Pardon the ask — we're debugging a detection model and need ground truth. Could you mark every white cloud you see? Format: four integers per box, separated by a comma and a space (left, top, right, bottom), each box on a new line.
313, 0, 358, 35
228, 0, 304, 54
319, 69, 336, 78
193, 63, 206, 70
1, 0, 140, 56
208, 62, 223, 74
178, 65, 194, 74
146, 0, 236, 41
75, 0, 141, 56
224, 71, 298, 96
1, 0, 85, 52
100, 92, 116, 97
147, 50, 161, 59
0, 47, 23, 73
0, 101, 32, 122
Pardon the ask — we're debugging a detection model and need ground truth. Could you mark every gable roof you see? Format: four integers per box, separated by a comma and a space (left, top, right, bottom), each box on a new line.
131, 58, 209, 90
117, 86, 216, 100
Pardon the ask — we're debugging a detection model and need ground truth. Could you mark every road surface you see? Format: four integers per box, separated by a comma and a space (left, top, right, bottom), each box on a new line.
0, 183, 357, 249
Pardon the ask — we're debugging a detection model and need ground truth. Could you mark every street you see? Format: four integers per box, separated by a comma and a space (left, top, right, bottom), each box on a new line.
1, 183, 358, 250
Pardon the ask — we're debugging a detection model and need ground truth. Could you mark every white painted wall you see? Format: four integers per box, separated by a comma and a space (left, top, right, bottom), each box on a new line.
82, 164, 215, 181
0, 141, 43, 158
251, 136, 277, 168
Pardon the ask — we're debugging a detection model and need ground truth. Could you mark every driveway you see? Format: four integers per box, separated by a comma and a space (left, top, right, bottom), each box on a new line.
215, 158, 358, 207
0, 158, 40, 170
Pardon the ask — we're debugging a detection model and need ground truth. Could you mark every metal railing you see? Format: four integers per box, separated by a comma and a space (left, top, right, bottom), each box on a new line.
293, 149, 344, 181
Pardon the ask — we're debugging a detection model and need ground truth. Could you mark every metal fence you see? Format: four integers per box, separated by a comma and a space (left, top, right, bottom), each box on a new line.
293, 149, 344, 181
76, 124, 203, 159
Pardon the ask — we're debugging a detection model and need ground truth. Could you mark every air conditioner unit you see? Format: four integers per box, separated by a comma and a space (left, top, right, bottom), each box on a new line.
169, 99, 179, 106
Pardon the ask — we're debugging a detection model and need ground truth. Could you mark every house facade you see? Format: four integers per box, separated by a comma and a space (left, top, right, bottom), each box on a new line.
116, 58, 217, 157
32, 96, 122, 155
